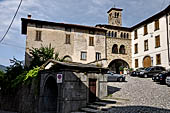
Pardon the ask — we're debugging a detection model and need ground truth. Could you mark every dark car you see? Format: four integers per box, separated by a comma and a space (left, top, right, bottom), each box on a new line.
139, 66, 166, 78
152, 71, 166, 82
156, 70, 170, 84
130, 67, 145, 77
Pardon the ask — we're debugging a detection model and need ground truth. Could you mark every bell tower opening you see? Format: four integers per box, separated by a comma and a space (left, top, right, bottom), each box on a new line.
107, 7, 123, 26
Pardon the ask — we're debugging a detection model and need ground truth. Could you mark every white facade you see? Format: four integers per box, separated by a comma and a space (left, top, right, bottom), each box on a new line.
132, 13, 170, 69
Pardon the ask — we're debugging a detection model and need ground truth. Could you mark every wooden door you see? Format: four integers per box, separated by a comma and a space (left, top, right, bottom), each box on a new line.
143, 56, 151, 68
89, 79, 97, 103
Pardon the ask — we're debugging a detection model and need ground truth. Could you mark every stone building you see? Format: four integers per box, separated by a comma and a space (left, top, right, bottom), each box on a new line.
21, 17, 107, 67
96, 8, 132, 73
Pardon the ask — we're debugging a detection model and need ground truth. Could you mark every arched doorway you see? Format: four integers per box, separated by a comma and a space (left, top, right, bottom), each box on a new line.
108, 59, 129, 74
42, 77, 57, 113
143, 56, 151, 68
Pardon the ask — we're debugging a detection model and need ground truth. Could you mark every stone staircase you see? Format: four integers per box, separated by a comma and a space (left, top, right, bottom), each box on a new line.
71, 100, 117, 113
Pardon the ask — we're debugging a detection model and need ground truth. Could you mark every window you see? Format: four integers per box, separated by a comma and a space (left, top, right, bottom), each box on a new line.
65, 27, 71, 32
135, 43, 138, 54
89, 30, 95, 34
36, 24, 42, 28
89, 37, 94, 46
96, 52, 101, 61
120, 32, 123, 38
135, 59, 138, 68
155, 35, 160, 48
35, 31, 41, 41
126, 33, 129, 39
115, 32, 117, 37
144, 25, 148, 35
156, 54, 161, 65
65, 34, 71, 44
81, 52, 87, 60
144, 40, 148, 51
112, 31, 114, 37
134, 30, 138, 39
155, 19, 159, 31
119, 45, 125, 54
112, 44, 118, 54
108, 31, 111, 37
124, 33, 126, 38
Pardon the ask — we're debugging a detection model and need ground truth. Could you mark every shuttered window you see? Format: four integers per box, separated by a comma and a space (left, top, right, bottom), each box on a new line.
156, 54, 161, 65
135, 59, 138, 68
155, 19, 159, 31
155, 35, 160, 48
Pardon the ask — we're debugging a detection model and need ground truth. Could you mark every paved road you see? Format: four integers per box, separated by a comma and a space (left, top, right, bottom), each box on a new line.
107, 75, 170, 113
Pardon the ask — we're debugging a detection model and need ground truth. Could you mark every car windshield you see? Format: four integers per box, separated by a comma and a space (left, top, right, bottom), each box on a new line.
145, 67, 151, 71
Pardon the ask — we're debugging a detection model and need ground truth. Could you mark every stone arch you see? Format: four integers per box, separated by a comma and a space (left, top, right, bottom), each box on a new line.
42, 76, 58, 113
63, 55, 72, 62
143, 55, 152, 68
108, 59, 129, 74
112, 44, 118, 54
119, 45, 125, 54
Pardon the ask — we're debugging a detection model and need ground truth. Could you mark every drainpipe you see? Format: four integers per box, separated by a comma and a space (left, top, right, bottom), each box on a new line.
166, 13, 170, 65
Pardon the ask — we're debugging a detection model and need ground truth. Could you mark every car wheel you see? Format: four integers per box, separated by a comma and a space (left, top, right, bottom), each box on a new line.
118, 77, 123, 82
144, 74, 148, 78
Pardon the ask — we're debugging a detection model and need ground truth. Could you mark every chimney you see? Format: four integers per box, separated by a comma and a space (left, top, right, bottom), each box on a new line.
27, 14, 31, 19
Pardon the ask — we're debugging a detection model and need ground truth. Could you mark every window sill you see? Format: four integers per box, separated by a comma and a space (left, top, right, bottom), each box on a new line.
81, 59, 87, 61
35, 40, 42, 42
155, 46, 160, 48
144, 49, 148, 51
154, 28, 160, 31
143, 33, 148, 36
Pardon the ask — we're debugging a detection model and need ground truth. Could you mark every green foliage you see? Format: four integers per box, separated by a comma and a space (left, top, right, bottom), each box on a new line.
119, 66, 124, 71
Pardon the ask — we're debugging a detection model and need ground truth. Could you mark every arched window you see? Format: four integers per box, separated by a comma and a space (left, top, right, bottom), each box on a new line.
108, 31, 111, 37
115, 12, 117, 18
115, 32, 117, 38
126, 33, 129, 39
120, 32, 123, 38
117, 13, 119, 17
112, 31, 114, 37
124, 33, 126, 38
112, 44, 118, 54
119, 45, 125, 54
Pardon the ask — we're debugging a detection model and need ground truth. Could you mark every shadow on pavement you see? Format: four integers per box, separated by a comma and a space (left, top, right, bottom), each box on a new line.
109, 105, 170, 113
107, 86, 121, 95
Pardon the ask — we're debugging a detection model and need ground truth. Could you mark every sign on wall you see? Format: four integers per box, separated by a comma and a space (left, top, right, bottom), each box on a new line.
57, 74, 63, 83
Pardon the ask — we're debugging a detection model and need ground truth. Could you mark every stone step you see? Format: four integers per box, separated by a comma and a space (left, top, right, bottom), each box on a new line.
81, 108, 100, 113
87, 104, 110, 111
93, 102, 107, 106
71, 111, 87, 113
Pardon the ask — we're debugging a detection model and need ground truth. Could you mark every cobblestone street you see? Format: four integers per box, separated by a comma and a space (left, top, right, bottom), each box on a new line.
107, 75, 170, 113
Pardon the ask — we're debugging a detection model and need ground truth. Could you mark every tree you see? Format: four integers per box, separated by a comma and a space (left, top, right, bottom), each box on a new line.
29, 44, 64, 68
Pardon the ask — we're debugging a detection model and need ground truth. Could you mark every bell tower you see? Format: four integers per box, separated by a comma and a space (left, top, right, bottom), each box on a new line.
107, 7, 123, 26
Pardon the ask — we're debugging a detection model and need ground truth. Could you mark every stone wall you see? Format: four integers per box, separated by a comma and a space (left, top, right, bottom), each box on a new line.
106, 37, 132, 67
25, 24, 106, 67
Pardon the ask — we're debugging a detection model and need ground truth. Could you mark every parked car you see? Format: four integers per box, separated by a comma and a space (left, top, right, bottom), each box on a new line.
152, 71, 168, 84
107, 71, 125, 82
166, 75, 170, 86
139, 66, 166, 78
152, 73, 160, 82
130, 67, 144, 77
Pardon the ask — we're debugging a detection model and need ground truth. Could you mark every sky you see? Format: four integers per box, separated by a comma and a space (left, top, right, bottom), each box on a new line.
0, 0, 170, 66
